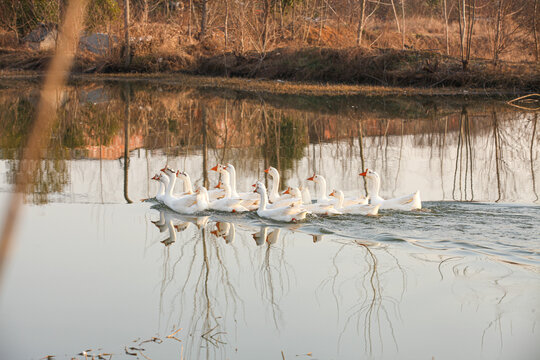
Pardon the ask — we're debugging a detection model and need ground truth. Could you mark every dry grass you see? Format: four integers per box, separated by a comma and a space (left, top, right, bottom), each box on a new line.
0, 16, 538, 90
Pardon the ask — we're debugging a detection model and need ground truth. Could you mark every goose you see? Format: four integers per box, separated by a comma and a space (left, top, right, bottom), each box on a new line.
359, 169, 421, 210
225, 163, 260, 203
307, 174, 367, 206
158, 170, 200, 212
285, 187, 341, 215
298, 184, 312, 205
329, 189, 380, 216
203, 183, 249, 213
253, 181, 309, 222
213, 164, 258, 209
264, 167, 295, 203
151, 173, 167, 203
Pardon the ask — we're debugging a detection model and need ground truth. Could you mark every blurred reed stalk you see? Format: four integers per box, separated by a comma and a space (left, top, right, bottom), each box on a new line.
0, 0, 89, 287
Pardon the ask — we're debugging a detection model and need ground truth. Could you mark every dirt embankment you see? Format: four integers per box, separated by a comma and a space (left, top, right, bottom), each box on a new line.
0, 45, 538, 92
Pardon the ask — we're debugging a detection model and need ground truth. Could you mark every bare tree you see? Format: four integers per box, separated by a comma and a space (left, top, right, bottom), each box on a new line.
457, 0, 476, 70
442, 0, 450, 55
356, 0, 379, 46
124, 0, 131, 67
534, 0, 539, 61
199, 0, 208, 39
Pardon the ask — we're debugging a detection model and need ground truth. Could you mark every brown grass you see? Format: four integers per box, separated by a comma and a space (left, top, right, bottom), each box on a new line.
0, 16, 538, 91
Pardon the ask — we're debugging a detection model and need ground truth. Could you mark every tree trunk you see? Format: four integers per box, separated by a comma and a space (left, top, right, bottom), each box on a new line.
443, 0, 449, 55
534, 0, 539, 62
224, 0, 229, 48
143, 0, 148, 23
199, 0, 208, 39
356, 0, 367, 46
124, 0, 131, 67
493, 0, 503, 64
390, 0, 401, 33
401, 0, 406, 49
261, 0, 271, 50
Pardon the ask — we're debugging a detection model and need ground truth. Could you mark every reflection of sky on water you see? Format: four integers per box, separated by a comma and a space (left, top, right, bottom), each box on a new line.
0, 81, 539, 359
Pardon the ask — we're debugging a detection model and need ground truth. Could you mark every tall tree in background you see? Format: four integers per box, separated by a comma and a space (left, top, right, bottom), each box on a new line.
442, 0, 450, 55
534, 0, 539, 62
457, 0, 476, 70
124, 0, 130, 66
199, 0, 208, 39
356, 0, 379, 46
261, 0, 272, 50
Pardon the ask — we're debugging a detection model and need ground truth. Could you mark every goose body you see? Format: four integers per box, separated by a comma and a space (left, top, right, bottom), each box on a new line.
205, 182, 248, 213
287, 187, 341, 215
254, 182, 309, 222
226, 163, 260, 205
359, 169, 421, 211
329, 189, 380, 216
307, 174, 367, 206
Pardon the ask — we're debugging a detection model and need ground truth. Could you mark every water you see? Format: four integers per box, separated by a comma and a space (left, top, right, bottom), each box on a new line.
0, 79, 539, 360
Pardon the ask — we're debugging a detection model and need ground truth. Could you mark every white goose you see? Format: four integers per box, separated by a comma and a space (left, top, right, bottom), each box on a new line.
264, 167, 295, 203
359, 169, 421, 210
298, 184, 312, 205
307, 174, 368, 206
158, 168, 201, 213
225, 163, 260, 203
284, 187, 341, 215
204, 183, 249, 213
212, 164, 256, 210
329, 189, 380, 216
254, 181, 309, 222
158, 186, 206, 215
151, 173, 167, 203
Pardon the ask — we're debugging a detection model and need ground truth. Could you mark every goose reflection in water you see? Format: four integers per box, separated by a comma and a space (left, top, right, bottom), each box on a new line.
252, 226, 282, 246
211, 222, 236, 244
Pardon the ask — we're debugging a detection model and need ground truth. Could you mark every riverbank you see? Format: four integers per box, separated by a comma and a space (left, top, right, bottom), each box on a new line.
0, 46, 539, 95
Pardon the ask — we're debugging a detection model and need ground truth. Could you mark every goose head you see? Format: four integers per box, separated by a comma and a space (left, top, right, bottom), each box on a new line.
254, 181, 267, 194
285, 187, 302, 198
225, 163, 236, 173
359, 168, 379, 181
177, 171, 189, 180
329, 189, 343, 199
210, 164, 227, 173
161, 165, 176, 175
307, 174, 325, 184
264, 166, 279, 178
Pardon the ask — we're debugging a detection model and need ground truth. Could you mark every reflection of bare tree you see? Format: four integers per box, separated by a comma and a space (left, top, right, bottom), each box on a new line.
123, 83, 132, 204
531, 114, 538, 201
492, 110, 504, 202
452, 107, 475, 201
148, 212, 248, 360
322, 240, 401, 355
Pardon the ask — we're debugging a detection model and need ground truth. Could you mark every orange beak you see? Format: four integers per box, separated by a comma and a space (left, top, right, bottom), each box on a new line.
210, 165, 218, 171
329, 190, 336, 197
359, 170, 367, 177
264, 168, 270, 173
283, 187, 291, 195
160, 165, 168, 172
176, 170, 180, 177
215, 181, 222, 189
307, 174, 315, 181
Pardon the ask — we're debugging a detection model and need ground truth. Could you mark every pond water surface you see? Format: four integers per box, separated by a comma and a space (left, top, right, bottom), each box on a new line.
0, 79, 539, 360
